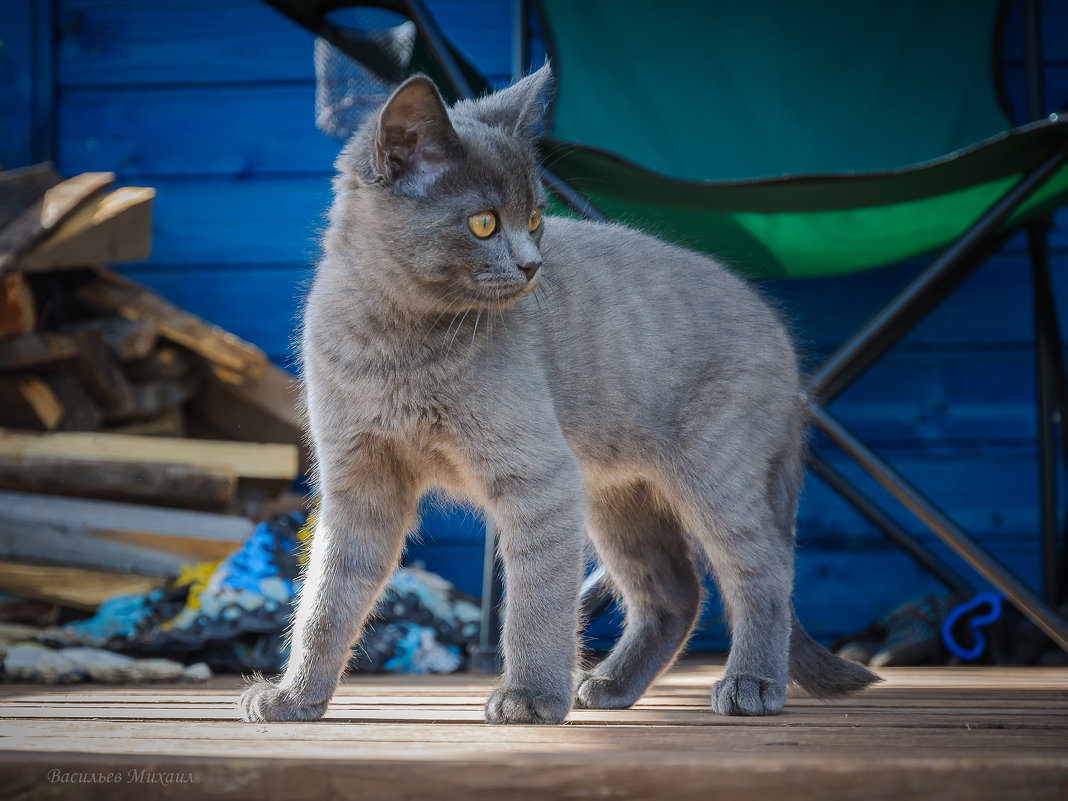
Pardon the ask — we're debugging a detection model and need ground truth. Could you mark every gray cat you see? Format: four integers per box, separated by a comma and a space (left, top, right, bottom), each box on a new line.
238, 65, 878, 725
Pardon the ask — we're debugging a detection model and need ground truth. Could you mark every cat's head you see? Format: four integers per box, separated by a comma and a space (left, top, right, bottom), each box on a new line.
336, 65, 554, 313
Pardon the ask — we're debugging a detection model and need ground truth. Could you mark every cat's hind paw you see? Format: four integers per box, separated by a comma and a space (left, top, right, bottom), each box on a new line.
711, 673, 786, 716
485, 685, 570, 724
238, 678, 329, 723
574, 672, 640, 709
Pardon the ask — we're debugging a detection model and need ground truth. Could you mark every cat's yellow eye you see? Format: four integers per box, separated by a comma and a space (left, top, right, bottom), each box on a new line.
468, 212, 497, 239
528, 208, 542, 232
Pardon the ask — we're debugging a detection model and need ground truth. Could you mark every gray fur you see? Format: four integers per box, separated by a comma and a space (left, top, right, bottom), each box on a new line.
238, 65, 879, 726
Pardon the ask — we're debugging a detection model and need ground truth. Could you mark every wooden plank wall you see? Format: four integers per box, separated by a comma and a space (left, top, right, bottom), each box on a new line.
0, 0, 1066, 648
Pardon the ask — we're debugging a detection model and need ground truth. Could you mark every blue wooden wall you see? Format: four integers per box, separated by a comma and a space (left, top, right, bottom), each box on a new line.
1, 0, 1066, 649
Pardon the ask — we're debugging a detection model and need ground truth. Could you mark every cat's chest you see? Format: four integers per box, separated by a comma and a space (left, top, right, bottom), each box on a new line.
343, 355, 464, 436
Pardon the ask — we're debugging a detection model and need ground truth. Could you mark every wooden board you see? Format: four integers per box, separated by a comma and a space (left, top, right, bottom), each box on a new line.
103, 407, 185, 438
0, 560, 164, 609
0, 333, 77, 372
59, 317, 159, 362
0, 172, 115, 273
0, 517, 192, 577
68, 327, 133, 416
0, 378, 64, 431
0, 429, 299, 480
53, 0, 515, 87
42, 371, 102, 432
16, 186, 154, 271
77, 268, 269, 382
0, 662, 1065, 800
0, 489, 249, 575
188, 365, 309, 473
0, 163, 61, 231
0, 490, 253, 544
0, 455, 235, 509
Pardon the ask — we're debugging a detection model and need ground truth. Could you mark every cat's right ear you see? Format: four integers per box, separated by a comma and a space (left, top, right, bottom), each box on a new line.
374, 76, 462, 193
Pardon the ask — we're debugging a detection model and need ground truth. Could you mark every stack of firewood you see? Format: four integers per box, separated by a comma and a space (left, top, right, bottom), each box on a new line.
0, 164, 309, 618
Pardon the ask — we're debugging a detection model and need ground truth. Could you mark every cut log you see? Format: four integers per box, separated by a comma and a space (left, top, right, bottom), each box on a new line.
189, 364, 310, 473
76, 268, 268, 382
0, 332, 78, 372
16, 186, 154, 272
0, 490, 253, 576
91, 530, 240, 565
0, 163, 61, 231
69, 327, 134, 415
104, 407, 185, 438
0, 274, 35, 338
0, 172, 115, 273
0, 428, 299, 480
0, 517, 190, 576
0, 560, 164, 610
0, 377, 65, 431
120, 374, 201, 422
58, 317, 159, 362
122, 345, 196, 383
0, 455, 235, 509
43, 370, 103, 431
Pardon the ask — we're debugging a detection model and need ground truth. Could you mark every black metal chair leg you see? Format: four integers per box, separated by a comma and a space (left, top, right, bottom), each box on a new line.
1030, 221, 1065, 606
807, 454, 972, 595
809, 404, 1068, 653
472, 521, 503, 672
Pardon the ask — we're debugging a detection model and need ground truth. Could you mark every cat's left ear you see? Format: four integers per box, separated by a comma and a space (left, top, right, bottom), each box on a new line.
474, 63, 555, 139
374, 75, 462, 192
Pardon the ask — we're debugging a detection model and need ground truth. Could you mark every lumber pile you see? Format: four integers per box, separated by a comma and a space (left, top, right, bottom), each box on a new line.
0, 164, 308, 615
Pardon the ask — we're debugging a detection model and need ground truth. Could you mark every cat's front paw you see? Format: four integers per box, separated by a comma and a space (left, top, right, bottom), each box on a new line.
238, 679, 329, 723
710, 673, 786, 716
485, 685, 571, 724
574, 671, 640, 709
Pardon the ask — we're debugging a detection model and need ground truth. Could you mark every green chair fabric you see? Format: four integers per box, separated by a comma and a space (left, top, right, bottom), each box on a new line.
536, 0, 1068, 278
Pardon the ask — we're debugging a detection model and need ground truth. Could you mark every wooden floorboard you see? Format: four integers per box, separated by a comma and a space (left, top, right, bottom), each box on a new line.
0, 660, 1065, 800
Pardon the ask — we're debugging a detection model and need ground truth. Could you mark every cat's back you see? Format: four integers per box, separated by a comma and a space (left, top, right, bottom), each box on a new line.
528, 215, 800, 453
536, 215, 793, 366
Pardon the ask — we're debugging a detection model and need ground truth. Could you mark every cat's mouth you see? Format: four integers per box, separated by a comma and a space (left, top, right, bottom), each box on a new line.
468, 274, 538, 305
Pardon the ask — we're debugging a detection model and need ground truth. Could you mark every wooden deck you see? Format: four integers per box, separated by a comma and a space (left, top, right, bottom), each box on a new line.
0, 659, 1065, 800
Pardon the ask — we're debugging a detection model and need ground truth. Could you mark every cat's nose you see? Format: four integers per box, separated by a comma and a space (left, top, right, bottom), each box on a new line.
517, 260, 541, 281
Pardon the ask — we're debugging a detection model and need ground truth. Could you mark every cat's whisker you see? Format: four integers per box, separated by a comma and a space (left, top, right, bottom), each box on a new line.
420, 292, 469, 351
493, 289, 504, 335
446, 308, 472, 356
403, 286, 463, 337
442, 310, 462, 346
470, 306, 484, 347
406, 287, 466, 342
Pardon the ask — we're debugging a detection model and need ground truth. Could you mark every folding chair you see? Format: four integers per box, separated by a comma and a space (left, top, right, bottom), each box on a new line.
263, 0, 1068, 656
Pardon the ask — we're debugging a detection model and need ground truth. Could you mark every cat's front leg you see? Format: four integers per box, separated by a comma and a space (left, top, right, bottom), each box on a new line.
479, 448, 586, 725
239, 453, 418, 723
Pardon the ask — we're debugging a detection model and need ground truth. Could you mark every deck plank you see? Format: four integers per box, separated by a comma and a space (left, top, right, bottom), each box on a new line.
0, 661, 1065, 800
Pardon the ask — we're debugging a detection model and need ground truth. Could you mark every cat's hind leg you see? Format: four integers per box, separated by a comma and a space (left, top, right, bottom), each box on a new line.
239, 449, 419, 723
574, 481, 702, 710
674, 461, 796, 717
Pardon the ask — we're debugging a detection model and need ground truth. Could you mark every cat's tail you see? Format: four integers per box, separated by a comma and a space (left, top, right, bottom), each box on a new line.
789, 610, 881, 698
